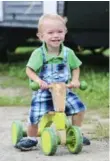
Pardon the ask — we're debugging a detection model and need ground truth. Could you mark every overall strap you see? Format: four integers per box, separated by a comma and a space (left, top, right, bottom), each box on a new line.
63, 47, 68, 63
41, 46, 68, 64
40, 46, 46, 64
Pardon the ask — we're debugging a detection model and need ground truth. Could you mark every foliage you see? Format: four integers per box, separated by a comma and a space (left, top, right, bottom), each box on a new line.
15, 47, 38, 54
0, 62, 27, 79
0, 96, 30, 106
74, 65, 109, 109
92, 122, 109, 139
102, 48, 110, 57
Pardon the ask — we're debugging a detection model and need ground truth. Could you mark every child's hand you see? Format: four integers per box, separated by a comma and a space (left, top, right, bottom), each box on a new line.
37, 79, 49, 90
67, 80, 80, 89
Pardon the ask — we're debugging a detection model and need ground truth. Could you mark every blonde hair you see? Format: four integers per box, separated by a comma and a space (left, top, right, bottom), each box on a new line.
37, 14, 67, 33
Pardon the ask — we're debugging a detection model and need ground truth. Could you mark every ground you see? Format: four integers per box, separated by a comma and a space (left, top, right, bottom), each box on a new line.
0, 107, 109, 161
0, 75, 109, 161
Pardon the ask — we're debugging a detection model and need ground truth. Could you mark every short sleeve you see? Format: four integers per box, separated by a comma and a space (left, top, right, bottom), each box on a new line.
67, 48, 82, 69
26, 48, 43, 72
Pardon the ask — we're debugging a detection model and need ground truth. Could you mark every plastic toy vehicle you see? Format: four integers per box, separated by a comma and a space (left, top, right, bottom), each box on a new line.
11, 81, 87, 155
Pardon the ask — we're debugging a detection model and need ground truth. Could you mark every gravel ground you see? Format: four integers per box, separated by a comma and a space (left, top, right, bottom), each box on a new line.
0, 107, 109, 161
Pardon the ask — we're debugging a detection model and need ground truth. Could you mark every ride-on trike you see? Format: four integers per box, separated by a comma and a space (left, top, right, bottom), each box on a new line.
11, 81, 87, 155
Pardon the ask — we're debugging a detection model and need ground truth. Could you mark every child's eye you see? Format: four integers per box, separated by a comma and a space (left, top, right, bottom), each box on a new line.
58, 30, 63, 33
48, 32, 53, 34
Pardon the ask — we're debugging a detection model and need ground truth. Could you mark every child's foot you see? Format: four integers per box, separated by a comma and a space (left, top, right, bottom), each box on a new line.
15, 138, 38, 151
83, 136, 91, 145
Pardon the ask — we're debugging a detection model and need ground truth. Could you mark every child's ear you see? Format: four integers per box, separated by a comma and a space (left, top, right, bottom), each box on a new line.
63, 17, 68, 24
36, 32, 43, 41
65, 29, 68, 34
36, 32, 40, 39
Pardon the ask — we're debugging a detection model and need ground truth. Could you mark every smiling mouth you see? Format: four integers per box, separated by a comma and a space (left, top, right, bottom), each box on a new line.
52, 40, 60, 42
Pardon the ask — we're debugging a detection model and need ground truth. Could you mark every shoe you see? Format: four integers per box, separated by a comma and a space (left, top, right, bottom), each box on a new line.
15, 138, 38, 151
83, 136, 91, 145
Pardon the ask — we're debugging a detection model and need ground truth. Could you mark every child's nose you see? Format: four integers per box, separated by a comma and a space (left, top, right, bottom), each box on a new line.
53, 33, 59, 37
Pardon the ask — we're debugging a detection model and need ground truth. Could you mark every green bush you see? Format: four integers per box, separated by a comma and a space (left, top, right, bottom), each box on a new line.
15, 47, 38, 54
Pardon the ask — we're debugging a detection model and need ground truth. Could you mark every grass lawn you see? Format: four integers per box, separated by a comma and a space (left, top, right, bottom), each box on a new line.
0, 62, 109, 110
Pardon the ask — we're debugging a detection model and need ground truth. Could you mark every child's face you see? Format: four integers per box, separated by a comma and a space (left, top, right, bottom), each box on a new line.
39, 19, 66, 49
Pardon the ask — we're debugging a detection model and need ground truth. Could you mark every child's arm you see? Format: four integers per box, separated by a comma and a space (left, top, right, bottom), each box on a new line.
68, 67, 80, 88
26, 67, 49, 89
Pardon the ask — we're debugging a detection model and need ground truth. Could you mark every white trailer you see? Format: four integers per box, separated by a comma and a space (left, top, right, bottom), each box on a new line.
0, 1, 64, 28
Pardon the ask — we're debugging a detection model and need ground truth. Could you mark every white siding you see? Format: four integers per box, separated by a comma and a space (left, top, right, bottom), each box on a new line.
0, 1, 64, 28
43, 1, 57, 14
0, 1, 3, 21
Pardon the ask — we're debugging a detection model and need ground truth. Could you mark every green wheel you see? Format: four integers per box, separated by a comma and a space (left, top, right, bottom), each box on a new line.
66, 126, 83, 154
11, 120, 23, 146
41, 127, 58, 155
65, 116, 72, 129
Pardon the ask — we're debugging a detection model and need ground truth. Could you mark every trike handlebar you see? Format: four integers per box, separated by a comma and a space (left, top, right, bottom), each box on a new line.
30, 81, 88, 91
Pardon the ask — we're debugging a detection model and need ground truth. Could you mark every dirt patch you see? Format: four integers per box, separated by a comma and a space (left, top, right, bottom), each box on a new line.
0, 87, 29, 97
0, 107, 109, 161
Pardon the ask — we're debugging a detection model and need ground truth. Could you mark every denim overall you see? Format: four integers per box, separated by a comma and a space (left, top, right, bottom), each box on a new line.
29, 47, 86, 125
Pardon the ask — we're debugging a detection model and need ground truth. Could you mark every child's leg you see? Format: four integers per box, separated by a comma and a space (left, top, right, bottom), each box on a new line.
66, 91, 90, 145
15, 119, 39, 150
27, 124, 38, 137
72, 111, 85, 126
15, 90, 52, 150
72, 111, 90, 145
15, 124, 38, 150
